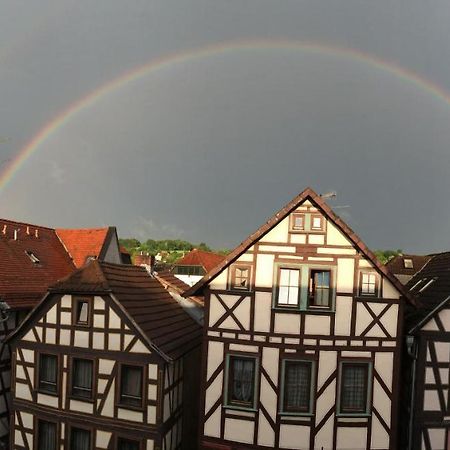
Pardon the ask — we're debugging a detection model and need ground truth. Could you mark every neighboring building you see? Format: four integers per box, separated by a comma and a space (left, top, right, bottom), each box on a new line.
155, 270, 204, 325
185, 187, 411, 450
0, 219, 124, 445
9, 261, 202, 450
172, 249, 225, 287
386, 254, 431, 285
401, 252, 450, 450
56, 226, 123, 267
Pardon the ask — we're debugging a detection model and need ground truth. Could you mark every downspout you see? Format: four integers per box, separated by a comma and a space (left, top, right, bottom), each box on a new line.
406, 334, 418, 450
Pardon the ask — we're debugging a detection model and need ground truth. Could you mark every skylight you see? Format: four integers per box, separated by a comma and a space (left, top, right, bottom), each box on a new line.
25, 250, 40, 264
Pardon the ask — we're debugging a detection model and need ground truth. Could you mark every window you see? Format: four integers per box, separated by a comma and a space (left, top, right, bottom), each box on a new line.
308, 270, 331, 308
359, 272, 378, 296
71, 358, 93, 399
226, 356, 257, 409
276, 268, 300, 306
70, 428, 91, 450
25, 250, 40, 264
38, 354, 58, 394
291, 213, 305, 231
74, 298, 91, 326
120, 365, 144, 408
118, 438, 140, 450
282, 360, 313, 414
37, 420, 57, 450
339, 362, 370, 415
403, 258, 413, 269
311, 215, 324, 231
230, 265, 251, 291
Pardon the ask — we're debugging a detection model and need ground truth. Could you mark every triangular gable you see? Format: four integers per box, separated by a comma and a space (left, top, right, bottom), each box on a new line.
184, 187, 413, 304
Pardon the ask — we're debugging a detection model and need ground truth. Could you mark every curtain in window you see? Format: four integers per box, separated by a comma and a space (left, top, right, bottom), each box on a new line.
341, 364, 367, 412
72, 359, 93, 398
232, 358, 254, 403
312, 271, 330, 306
285, 362, 311, 411
38, 421, 57, 450
121, 366, 143, 405
70, 428, 90, 450
39, 354, 57, 392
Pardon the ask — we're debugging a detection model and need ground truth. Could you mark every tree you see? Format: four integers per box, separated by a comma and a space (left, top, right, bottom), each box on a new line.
374, 249, 402, 265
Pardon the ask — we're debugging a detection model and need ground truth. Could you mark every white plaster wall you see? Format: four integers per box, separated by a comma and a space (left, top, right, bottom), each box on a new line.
224, 418, 254, 444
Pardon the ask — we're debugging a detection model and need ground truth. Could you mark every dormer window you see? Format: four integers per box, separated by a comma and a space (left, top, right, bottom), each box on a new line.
25, 250, 40, 264
403, 258, 413, 269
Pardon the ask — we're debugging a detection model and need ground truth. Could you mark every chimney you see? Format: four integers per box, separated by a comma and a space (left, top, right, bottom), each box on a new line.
35, 229, 39, 238
13, 229, 18, 240
1, 225, 6, 235
134, 252, 155, 273
26, 226, 30, 235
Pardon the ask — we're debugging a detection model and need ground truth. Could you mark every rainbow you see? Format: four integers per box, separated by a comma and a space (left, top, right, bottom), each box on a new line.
2, 38, 450, 193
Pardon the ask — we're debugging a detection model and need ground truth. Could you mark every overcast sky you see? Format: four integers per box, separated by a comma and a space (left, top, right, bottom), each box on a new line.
1, 1, 450, 253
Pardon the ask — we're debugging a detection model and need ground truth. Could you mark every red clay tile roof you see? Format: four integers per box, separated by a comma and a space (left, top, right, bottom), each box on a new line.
0, 219, 75, 309
56, 227, 111, 268
184, 187, 413, 305
385, 254, 431, 277
51, 261, 202, 360
174, 249, 225, 272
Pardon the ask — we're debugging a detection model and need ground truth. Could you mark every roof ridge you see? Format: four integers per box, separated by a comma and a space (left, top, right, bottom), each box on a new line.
0, 218, 55, 231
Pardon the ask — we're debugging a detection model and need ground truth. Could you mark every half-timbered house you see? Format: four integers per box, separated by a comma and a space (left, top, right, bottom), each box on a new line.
8, 260, 201, 450
0, 220, 125, 445
184, 187, 412, 450
401, 251, 450, 450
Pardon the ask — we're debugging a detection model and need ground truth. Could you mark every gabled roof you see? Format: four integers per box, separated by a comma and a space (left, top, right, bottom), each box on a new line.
56, 227, 115, 268
404, 251, 450, 332
386, 254, 431, 277
173, 249, 225, 272
49, 261, 201, 360
0, 219, 75, 309
184, 187, 413, 304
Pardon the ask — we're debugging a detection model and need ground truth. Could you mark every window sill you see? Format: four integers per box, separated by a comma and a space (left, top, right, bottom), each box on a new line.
69, 394, 95, 404
336, 412, 371, 418
272, 307, 335, 315
227, 288, 252, 295
278, 411, 314, 417
117, 402, 145, 412
36, 388, 59, 397
223, 404, 257, 413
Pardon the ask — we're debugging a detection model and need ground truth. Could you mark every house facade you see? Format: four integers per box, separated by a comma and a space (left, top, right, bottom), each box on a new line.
401, 252, 450, 450
185, 188, 410, 450
9, 261, 202, 450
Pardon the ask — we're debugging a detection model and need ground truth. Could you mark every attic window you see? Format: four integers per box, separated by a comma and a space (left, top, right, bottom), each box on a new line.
404, 258, 414, 269
73, 298, 92, 326
25, 250, 40, 264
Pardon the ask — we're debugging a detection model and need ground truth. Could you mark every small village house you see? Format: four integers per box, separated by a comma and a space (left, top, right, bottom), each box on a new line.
8, 260, 201, 450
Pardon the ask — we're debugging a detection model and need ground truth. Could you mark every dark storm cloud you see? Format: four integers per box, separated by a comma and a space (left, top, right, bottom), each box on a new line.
1, 0, 450, 253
